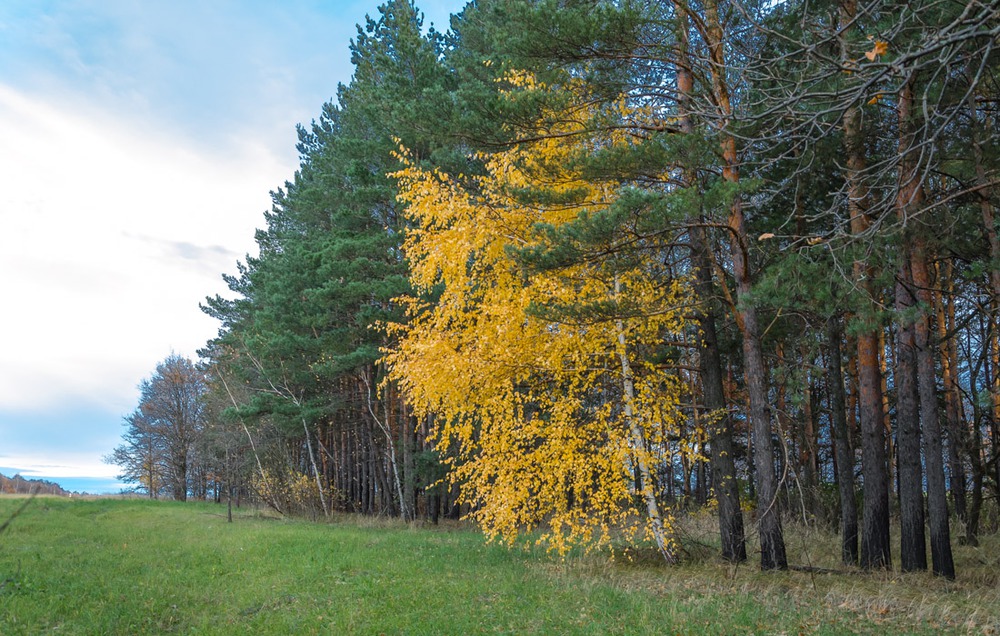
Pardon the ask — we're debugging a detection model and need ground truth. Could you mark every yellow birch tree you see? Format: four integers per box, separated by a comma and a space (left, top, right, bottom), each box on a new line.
386, 73, 691, 559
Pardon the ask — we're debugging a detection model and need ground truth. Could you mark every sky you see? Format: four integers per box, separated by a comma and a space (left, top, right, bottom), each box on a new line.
0, 0, 463, 494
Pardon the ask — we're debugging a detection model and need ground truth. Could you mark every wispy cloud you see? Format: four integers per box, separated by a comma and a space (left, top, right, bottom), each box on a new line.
0, 456, 119, 480
0, 0, 368, 154
124, 233, 241, 276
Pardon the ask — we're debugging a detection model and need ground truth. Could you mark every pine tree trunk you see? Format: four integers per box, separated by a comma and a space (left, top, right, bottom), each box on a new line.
911, 241, 956, 579
879, 328, 895, 507
895, 93, 926, 569
776, 344, 794, 512
703, 0, 786, 570
801, 344, 818, 517
857, 329, 891, 569
937, 261, 967, 523
227, 468, 233, 525
361, 424, 371, 514
965, 411, 985, 546
826, 316, 859, 565
673, 1, 746, 563
969, 73, 1000, 464
692, 223, 747, 563
992, 364, 1000, 505
897, 71, 954, 578
895, 246, 927, 572
738, 270, 787, 570
840, 0, 890, 570
791, 154, 818, 517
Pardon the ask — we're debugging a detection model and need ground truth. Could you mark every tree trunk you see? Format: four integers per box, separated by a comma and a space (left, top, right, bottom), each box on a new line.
673, 1, 746, 563
840, 0, 890, 570
857, 329, 891, 569
361, 424, 371, 514
301, 416, 329, 518
776, 344, 794, 514
898, 70, 954, 578
826, 316, 859, 565
801, 345, 818, 517
911, 240, 955, 579
937, 260, 967, 523
692, 223, 747, 563
174, 451, 188, 502
879, 328, 895, 508
965, 418, 985, 546
615, 276, 675, 563
895, 243, 927, 572
401, 391, 416, 522
703, 0, 786, 570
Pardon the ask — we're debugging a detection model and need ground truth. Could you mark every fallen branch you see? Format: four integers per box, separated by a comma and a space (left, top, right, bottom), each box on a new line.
0, 490, 37, 536
788, 564, 855, 575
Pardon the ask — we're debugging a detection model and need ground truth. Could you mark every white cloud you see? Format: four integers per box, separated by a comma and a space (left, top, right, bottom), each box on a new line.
0, 84, 289, 411
0, 0, 469, 484
0, 452, 119, 480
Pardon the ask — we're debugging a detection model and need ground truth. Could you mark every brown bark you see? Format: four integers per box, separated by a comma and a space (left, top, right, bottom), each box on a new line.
894, 75, 926, 571
898, 70, 954, 578
970, 81, 1000, 445
827, 316, 859, 565
895, 252, 926, 572
911, 240, 955, 578
693, 224, 748, 562
704, 0, 786, 570
937, 260, 967, 522
675, 0, 746, 563
840, 0, 890, 569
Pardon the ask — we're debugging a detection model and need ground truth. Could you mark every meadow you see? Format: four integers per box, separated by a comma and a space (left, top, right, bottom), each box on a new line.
0, 496, 997, 634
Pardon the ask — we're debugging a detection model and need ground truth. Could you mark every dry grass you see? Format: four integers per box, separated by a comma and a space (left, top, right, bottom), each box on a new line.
630, 511, 1000, 635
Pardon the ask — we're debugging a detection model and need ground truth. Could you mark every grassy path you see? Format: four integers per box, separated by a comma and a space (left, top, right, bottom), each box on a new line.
0, 497, 996, 634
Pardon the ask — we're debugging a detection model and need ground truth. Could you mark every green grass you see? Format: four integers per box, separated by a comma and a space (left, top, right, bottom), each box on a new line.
0, 497, 997, 634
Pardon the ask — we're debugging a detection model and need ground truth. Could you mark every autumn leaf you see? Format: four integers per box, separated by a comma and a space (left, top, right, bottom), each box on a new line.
864, 40, 889, 61
758, 232, 775, 241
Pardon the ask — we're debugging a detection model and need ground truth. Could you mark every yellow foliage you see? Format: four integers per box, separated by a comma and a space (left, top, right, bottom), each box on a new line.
864, 40, 889, 61
252, 468, 336, 517
386, 73, 693, 556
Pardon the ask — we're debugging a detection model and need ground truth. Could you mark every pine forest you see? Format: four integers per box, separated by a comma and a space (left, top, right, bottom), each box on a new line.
109, 0, 1000, 580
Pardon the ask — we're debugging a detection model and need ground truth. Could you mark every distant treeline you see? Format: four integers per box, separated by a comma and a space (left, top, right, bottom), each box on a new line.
0, 473, 70, 496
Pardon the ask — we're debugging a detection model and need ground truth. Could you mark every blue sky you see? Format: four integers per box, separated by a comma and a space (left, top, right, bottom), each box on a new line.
0, 0, 463, 494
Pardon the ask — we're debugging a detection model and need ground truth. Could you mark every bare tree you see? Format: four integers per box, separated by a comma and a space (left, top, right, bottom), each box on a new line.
105, 411, 166, 498
108, 354, 206, 501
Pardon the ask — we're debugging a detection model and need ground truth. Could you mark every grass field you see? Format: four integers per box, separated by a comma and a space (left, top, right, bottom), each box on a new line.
0, 497, 998, 634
